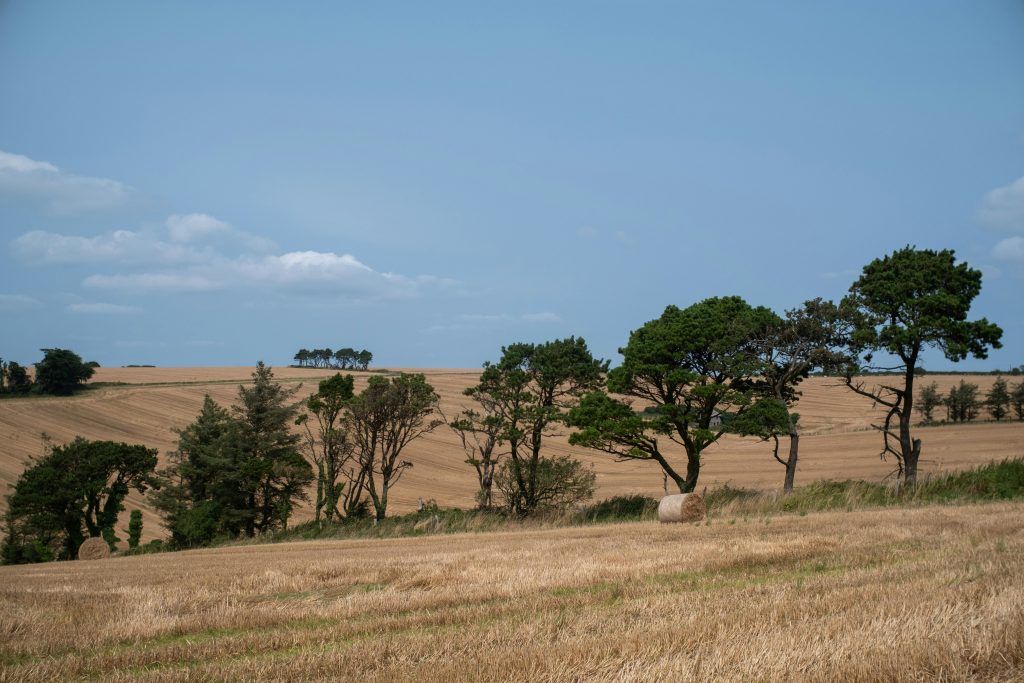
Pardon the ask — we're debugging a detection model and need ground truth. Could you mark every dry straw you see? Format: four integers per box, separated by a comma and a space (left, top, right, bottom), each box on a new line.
657, 493, 706, 523
77, 537, 111, 560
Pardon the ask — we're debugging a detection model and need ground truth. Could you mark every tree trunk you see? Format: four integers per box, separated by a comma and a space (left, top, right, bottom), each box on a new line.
783, 432, 799, 493
683, 450, 700, 493
900, 359, 919, 485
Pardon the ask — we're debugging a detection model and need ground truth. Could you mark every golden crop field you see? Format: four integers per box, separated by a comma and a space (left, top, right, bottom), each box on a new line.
1, 501, 1022, 681
1, 367, 1022, 541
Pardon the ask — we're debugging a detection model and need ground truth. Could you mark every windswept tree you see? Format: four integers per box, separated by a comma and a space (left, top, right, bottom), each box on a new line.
841, 247, 1001, 483
568, 297, 773, 493
297, 373, 356, 523
347, 373, 441, 520
477, 338, 606, 517
34, 348, 94, 395
2, 438, 159, 564
448, 389, 504, 509
735, 299, 850, 492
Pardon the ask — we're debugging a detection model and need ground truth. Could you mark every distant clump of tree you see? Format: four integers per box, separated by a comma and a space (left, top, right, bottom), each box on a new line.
1, 348, 96, 397
293, 347, 372, 370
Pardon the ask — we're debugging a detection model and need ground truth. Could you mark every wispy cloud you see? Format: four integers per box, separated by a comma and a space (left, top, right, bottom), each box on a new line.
992, 236, 1024, 262
979, 176, 1024, 232
0, 293, 41, 310
68, 302, 142, 315
0, 150, 131, 212
522, 311, 561, 322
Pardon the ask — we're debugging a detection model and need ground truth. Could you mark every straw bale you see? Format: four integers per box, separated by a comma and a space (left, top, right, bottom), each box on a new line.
78, 537, 111, 560
657, 493, 706, 523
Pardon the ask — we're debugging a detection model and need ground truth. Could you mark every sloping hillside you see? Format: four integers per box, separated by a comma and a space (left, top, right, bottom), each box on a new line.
1, 367, 1020, 539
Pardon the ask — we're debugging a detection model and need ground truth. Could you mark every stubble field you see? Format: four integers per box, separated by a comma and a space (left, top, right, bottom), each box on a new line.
1, 501, 1023, 681
1, 367, 1022, 539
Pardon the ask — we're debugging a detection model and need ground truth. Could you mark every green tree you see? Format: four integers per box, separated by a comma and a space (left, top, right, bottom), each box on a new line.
1, 438, 159, 563
568, 298, 773, 493
347, 373, 441, 520
1011, 381, 1024, 421
232, 362, 313, 534
945, 380, 981, 423
153, 395, 240, 546
841, 247, 1002, 484
477, 338, 606, 516
297, 373, 356, 523
916, 382, 942, 423
1, 360, 33, 394
34, 348, 95, 395
985, 377, 1011, 421
493, 454, 595, 514
447, 388, 503, 510
126, 509, 143, 549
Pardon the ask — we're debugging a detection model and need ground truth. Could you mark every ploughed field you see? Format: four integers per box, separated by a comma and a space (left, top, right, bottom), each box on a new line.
0, 367, 1021, 539
1, 502, 1022, 681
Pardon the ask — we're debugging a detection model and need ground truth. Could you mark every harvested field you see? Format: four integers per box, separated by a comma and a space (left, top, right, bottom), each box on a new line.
1, 368, 1022, 540
1, 501, 1022, 681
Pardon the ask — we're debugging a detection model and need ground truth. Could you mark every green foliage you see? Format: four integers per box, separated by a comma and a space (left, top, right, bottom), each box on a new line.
1012, 381, 1024, 421
34, 348, 95, 395
475, 337, 606, 516
842, 247, 1002, 482
126, 509, 143, 549
299, 373, 356, 523
494, 454, 595, 514
577, 495, 658, 522
155, 364, 314, 547
916, 382, 941, 423
1, 438, 159, 564
571, 297, 773, 493
101, 525, 120, 551
347, 373, 441, 520
945, 380, 980, 423
0, 359, 33, 395
985, 376, 1011, 421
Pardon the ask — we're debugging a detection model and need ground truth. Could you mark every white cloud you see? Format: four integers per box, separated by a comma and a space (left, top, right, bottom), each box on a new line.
0, 293, 40, 310
0, 150, 131, 212
14, 214, 448, 302
979, 176, 1024, 232
992, 236, 1024, 262
68, 302, 142, 315
13, 228, 211, 265
522, 311, 561, 322
83, 272, 217, 291
460, 313, 512, 322
166, 213, 231, 242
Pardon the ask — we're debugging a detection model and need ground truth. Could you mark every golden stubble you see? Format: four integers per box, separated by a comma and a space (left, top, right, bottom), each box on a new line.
1, 501, 1022, 682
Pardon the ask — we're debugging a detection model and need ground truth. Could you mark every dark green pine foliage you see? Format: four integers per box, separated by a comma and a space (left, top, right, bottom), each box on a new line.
985, 376, 1011, 421
232, 362, 313, 535
569, 297, 775, 493
842, 247, 1002, 483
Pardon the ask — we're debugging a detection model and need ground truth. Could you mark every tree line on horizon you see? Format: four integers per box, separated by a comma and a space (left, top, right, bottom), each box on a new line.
292, 347, 372, 370
1, 246, 1013, 563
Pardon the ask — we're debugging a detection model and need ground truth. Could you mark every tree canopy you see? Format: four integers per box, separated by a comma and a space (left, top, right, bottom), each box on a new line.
2, 438, 159, 563
841, 247, 1002, 482
34, 348, 95, 395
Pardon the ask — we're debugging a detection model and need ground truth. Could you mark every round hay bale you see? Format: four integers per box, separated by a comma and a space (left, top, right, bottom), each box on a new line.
657, 493, 706, 523
78, 536, 111, 560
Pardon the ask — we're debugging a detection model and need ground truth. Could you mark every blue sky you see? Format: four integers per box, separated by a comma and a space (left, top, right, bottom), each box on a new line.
1, 1, 1022, 370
